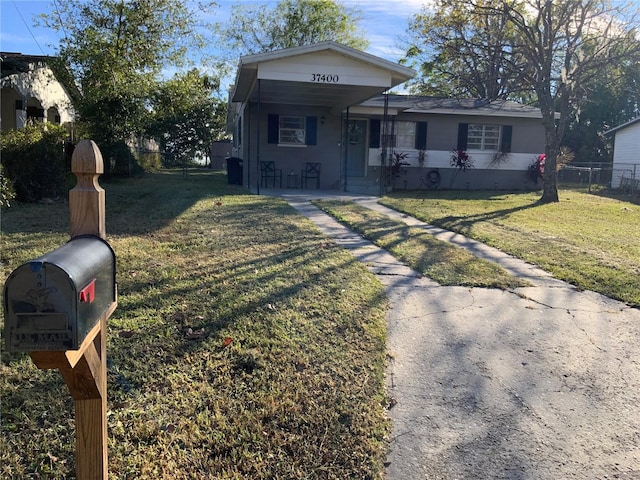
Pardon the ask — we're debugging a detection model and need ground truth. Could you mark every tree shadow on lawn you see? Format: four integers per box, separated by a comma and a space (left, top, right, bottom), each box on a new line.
386, 190, 543, 234
435, 202, 541, 235
104, 170, 249, 236
0, 170, 247, 238
106, 198, 387, 396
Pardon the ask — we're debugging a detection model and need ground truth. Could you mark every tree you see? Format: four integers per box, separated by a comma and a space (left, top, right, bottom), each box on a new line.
40, 0, 217, 174
150, 70, 227, 167
562, 42, 640, 165
502, 0, 640, 202
218, 0, 368, 56
405, 0, 527, 101
405, 0, 640, 203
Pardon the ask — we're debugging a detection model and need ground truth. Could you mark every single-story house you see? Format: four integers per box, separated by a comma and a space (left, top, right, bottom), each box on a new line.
605, 117, 640, 190
227, 41, 547, 194
1, 52, 76, 131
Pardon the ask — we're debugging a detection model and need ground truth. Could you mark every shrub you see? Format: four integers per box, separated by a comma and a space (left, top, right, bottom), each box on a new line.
136, 151, 162, 172
0, 163, 16, 207
0, 123, 69, 202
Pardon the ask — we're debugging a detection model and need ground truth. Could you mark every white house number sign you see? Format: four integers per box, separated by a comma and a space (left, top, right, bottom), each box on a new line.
310, 73, 339, 83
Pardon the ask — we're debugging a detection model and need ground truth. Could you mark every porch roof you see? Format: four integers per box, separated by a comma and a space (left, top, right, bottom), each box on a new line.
230, 42, 415, 111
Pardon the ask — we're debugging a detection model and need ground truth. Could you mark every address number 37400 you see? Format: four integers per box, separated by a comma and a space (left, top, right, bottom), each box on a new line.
310, 73, 339, 83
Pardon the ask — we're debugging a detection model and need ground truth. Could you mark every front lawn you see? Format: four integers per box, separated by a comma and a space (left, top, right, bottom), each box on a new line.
1, 170, 389, 479
381, 189, 640, 307
314, 200, 527, 289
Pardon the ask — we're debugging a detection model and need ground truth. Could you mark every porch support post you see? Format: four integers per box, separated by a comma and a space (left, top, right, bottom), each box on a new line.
343, 107, 349, 192
246, 104, 251, 189
256, 79, 261, 195
379, 91, 390, 196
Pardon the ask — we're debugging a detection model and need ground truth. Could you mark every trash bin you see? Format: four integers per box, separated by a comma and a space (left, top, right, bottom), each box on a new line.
225, 157, 243, 185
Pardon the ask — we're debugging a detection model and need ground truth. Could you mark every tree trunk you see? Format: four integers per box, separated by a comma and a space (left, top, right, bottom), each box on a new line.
540, 170, 559, 203
539, 117, 560, 204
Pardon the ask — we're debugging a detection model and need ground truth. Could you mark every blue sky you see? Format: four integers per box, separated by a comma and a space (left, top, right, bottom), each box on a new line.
0, 0, 426, 63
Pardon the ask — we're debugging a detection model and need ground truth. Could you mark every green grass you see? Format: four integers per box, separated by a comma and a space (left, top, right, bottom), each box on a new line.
1, 170, 389, 479
313, 200, 527, 289
380, 189, 640, 307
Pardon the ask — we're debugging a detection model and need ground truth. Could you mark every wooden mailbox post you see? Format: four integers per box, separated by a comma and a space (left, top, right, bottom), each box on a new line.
28, 140, 115, 479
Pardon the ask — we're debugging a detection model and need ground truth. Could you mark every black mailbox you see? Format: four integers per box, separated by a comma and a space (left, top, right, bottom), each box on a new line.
4, 235, 116, 352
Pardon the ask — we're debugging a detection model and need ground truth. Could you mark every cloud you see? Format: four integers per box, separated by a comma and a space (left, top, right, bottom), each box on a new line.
346, 0, 431, 16
347, 0, 426, 62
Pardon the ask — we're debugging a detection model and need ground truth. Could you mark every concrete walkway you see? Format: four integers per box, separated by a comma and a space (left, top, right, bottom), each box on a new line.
270, 190, 640, 479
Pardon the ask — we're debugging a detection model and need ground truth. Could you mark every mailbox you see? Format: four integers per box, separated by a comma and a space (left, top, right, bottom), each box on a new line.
4, 235, 116, 352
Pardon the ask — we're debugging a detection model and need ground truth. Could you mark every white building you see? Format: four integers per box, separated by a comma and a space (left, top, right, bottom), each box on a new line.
606, 117, 640, 190
1, 52, 76, 131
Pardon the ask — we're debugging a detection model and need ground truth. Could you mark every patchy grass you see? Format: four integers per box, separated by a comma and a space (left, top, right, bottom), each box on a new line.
1, 170, 389, 479
314, 200, 526, 289
381, 189, 640, 307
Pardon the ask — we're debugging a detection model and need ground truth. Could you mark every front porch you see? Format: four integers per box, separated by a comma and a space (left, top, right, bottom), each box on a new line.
227, 42, 414, 195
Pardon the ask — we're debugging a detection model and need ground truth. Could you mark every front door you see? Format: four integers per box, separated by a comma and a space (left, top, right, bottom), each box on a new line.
346, 119, 367, 177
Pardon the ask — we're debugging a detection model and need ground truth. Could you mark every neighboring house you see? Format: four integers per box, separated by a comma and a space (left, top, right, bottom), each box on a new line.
1, 52, 76, 131
228, 41, 547, 193
605, 117, 640, 190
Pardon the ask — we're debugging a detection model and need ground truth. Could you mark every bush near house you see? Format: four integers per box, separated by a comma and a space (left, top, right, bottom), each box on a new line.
0, 123, 70, 203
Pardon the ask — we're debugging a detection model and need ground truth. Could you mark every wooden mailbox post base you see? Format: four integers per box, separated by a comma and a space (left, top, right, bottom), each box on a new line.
27, 140, 115, 480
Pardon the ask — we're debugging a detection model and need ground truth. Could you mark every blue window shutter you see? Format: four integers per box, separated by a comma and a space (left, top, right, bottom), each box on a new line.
457, 123, 468, 150
369, 119, 381, 148
415, 122, 428, 150
306, 116, 317, 145
268, 114, 279, 144
501, 125, 513, 152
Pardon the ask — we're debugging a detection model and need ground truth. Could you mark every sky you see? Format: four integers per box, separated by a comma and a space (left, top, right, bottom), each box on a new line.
0, 0, 427, 65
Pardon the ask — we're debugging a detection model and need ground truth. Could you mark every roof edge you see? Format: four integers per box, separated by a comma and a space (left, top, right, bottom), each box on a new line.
237, 41, 415, 78
604, 116, 640, 135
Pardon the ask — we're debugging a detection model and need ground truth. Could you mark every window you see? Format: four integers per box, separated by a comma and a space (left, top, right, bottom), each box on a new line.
371, 120, 427, 149
458, 123, 512, 152
382, 121, 415, 148
279, 116, 306, 145
267, 114, 317, 146
467, 124, 501, 150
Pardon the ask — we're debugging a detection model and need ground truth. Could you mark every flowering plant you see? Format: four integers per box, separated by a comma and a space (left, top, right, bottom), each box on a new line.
526, 153, 545, 184
450, 149, 474, 171
391, 151, 410, 176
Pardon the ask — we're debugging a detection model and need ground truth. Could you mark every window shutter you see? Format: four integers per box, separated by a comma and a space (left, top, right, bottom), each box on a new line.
457, 123, 468, 150
267, 114, 279, 144
500, 125, 513, 153
369, 119, 381, 148
415, 122, 428, 150
306, 116, 317, 145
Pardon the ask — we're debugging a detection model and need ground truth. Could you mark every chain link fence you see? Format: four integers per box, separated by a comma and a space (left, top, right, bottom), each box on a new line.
558, 162, 639, 194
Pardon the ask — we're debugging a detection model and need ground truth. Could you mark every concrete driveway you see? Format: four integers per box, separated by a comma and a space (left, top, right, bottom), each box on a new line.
276, 191, 640, 479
